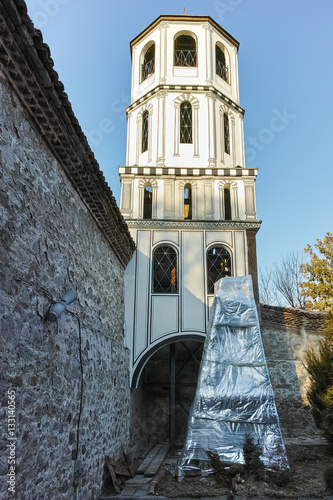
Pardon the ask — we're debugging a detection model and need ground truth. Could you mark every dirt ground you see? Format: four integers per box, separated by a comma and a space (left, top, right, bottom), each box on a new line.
156, 444, 333, 498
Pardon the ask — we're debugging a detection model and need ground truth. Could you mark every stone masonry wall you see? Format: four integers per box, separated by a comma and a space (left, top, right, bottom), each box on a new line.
261, 305, 326, 440
0, 78, 132, 499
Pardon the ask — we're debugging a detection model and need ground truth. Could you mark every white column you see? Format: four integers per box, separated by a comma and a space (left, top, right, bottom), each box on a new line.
193, 183, 198, 220
218, 182, 225, 220
174, 103, 180, 156
231, 183, 240, 220
148, 109, 153, 163
193, 104, 199, 157
126, 111, 132, 166
203, 23, 213, 85
219, 107, 225, 164
159, 22, 169, 84
156, 91, 167, 166
152, 184, 158, 219
206, 92, 216, 167
138, 184, 144, 219
136, 114, 141, 166
239, 113, 245, 167
178, 182, 184, 219
131, 46, 138, 103
231, 114, 236, 168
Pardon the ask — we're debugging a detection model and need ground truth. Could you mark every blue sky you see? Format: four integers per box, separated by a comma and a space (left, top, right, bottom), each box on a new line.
25, 0, 333, 271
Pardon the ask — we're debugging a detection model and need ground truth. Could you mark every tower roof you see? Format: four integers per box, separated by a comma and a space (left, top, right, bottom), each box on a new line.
130, 14, 240, 56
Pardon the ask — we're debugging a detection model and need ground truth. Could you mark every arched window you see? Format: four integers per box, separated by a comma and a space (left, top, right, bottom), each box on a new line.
216, 44, 229, 83
184, 184, 192, 219
142, 111, 149, 153
141, 43, 155, 82
180, 101, 192, 144
224, 187, 231, 221
153, 246, 178, 293
207, 246, 232, 294
174, 34, 197, 67
143, 184, 152, 219
224, 113, 230, 155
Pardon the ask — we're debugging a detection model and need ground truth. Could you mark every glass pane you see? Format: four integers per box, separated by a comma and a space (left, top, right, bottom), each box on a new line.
143, 185, 152, 219
207, 246, 232, 294
216, 45, 229, 82
153, 246, 178, 293
141, 45, 155, 82
224, 113, 230, 154
184, 185, 192, 220
175, 35, 197, 66
224, 188, 231, 221
180, 102, 192, 144
142, 111, 149, 152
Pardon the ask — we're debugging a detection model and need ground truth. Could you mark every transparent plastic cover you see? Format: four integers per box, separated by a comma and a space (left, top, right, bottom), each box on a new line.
175, 276, 289, 479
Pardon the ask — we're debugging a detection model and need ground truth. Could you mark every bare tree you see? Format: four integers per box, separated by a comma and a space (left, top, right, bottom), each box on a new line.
259, 252, 306, 309
259, 267, 280, 305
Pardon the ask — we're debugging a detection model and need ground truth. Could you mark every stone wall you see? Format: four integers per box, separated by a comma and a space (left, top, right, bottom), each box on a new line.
0, 78, 132, 499
261, 304, 326, 440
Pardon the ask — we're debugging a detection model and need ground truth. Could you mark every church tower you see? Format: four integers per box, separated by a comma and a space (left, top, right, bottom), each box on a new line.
119, 15, 261, 399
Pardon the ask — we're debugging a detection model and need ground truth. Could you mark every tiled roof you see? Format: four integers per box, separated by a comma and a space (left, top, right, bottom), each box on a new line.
0, 0, 135, 267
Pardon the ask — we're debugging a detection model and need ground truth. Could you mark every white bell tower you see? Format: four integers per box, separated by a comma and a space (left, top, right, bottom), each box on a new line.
119, 14, 261, 388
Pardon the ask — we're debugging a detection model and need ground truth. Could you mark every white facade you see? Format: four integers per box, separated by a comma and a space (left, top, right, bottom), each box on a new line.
119, 15, 261, 386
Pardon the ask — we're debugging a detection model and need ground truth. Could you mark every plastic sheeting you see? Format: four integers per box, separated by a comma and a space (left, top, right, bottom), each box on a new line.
175, 276, 289, 479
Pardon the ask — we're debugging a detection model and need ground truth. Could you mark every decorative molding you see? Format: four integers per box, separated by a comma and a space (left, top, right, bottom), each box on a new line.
119, 166, 258, 178
126, 220, 261, 230
126, 84, 245, 116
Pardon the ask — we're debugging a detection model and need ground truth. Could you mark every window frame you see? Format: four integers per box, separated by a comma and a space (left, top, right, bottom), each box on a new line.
215, 43, 230, 84
206, 245, 232, 295
143, 183, 152, 220
141, 43, 155, 83
224, 112, 230, 155
184, 183, 192, 220
174, 33, 197, 67
180, 101, 193, 144
141, 110, 149, 153
152, 244, 178, 294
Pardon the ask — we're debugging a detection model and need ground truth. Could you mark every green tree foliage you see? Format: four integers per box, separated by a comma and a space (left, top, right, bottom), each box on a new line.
300, 232, 333, 341
304, 338, 333, 441
300, 233, 333, 441
243, 434, 265, 479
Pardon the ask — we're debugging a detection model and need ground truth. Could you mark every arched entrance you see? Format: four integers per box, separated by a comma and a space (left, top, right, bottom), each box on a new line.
133, 339, 204, 446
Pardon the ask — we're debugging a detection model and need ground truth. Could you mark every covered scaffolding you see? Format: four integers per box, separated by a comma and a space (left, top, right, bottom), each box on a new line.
176, 276, 288, 478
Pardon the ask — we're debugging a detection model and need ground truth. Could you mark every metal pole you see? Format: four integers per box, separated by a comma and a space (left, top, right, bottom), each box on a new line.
170, 342, 176, 447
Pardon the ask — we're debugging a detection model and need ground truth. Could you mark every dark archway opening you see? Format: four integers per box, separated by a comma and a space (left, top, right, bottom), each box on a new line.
136, 340, 204, 446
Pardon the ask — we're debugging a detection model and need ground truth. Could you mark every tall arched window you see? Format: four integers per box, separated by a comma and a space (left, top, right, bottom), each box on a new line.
224, 187, 231, 221
142, 111, 149, 153
207, 246, 232, 294
216, 44, 229, 83
141, 43, 155, 82
174, 34, 197, 66
180, 101, 192, 143
143, 184, 152, 219
153, 246, 178, 293
224, 113, 230, 155
184, 184, 192, 219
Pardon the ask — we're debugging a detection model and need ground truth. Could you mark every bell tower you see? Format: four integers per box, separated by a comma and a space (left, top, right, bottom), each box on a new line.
119, 15, 261, 389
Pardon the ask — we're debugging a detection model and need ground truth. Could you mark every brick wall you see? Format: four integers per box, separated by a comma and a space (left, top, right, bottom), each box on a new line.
0, 78, 132, 499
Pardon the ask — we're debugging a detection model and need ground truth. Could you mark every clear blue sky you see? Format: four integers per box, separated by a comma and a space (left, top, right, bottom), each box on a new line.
25, 0, 333, 272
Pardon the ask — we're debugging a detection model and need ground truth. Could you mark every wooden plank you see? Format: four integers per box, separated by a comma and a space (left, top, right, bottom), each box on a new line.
136, 444, 163, 474
125, 435, 155, 462
144, 443, 169, 477
105, 456, 121, 494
